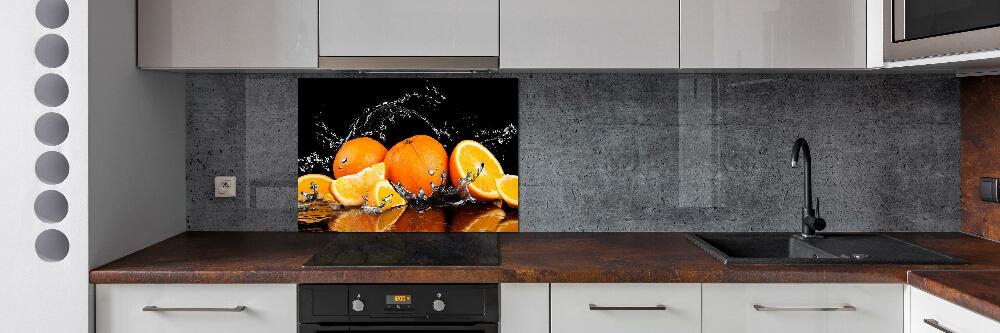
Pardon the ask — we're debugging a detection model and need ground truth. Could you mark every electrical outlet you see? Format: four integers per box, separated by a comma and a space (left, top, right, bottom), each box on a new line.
215, 176, 236, 198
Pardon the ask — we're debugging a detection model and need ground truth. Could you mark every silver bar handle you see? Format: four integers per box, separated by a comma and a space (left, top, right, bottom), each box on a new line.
589, 304, 667, 311
753, 304, 856, 312
143, 306, 247, 312
923, 319, 955, 333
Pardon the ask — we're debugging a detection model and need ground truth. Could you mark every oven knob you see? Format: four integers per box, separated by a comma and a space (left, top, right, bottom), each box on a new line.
351, 299, 365, 312
432, 299, 446, 312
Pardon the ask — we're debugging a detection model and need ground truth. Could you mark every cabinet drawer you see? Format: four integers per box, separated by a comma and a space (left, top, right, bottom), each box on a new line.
703, 283, 903, 333
96, 284, 296, 333
910, 287, 1000, 333
551, 283, 700, 333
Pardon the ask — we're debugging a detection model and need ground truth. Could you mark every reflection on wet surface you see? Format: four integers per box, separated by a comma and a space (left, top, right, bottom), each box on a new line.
298, 202, 519, 232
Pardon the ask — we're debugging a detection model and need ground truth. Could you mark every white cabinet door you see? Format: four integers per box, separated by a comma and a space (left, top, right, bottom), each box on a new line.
702, 283, 903, 333
96, 284, 297, 333
551, 283, 700, 333
501, 0, 680, 69
910, 287, 1000, 333
138, 0, 318, 69
319, 0, 499, 57
500, 283, 548, 333
680, 0, 868, 68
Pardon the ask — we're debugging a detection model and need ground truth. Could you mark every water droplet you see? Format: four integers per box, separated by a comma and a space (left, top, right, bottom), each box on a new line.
428, 169, 435, 176
340, 157, 348, 163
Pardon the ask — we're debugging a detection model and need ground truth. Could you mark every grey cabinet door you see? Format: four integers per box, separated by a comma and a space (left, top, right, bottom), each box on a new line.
138, 0, 318, 69
501, 0, 680, 69
681, 0, 869, 69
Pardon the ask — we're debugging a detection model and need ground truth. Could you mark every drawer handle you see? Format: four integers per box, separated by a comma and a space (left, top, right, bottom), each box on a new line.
923, 319, 955, 333
142, 306, 247, 312
753, 304, 856, 312
589, 304, 667, 311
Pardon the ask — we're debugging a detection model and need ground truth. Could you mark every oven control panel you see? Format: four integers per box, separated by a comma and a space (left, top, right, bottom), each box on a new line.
299, 284, 497, 323
385, 294, 414, 312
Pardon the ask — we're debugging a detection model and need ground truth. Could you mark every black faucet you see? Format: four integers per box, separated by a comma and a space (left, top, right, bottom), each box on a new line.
791, 138, 826, 237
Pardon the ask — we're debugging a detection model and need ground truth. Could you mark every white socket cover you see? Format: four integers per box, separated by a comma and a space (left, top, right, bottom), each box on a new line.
215, 176, 236, 197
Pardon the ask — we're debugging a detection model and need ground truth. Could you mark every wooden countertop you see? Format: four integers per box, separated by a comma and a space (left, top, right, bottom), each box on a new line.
90, 232, 1000, 321
908, 270, 1000, 322
91, 232, 1000, 284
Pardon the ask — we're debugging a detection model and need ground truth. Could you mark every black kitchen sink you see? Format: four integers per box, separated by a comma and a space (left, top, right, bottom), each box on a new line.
687, 233, 966, 265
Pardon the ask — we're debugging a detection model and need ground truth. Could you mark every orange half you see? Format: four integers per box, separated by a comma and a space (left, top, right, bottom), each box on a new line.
332, 163, 386, 206
495, 175, 518, 208
449, 140, 504, 201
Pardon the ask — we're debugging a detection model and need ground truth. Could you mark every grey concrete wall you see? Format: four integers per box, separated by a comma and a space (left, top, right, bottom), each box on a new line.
186, 73, 960, 232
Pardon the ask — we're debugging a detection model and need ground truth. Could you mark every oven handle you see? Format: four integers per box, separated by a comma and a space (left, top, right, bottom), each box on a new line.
348, 323, 497, 332
299, 323, 498, 332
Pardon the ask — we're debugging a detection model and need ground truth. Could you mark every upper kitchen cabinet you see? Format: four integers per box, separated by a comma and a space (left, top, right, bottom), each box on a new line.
501, 0, 680, 69
137, 0, 318, 69
681, 0, 879, 69
318, 0, 500, 70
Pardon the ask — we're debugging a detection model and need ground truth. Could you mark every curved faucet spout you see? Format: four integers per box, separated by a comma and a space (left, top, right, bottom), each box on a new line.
791, 138, 824, 237
791, 138, 813, 211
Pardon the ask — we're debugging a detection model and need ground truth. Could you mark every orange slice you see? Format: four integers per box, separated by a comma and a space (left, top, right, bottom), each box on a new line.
330, 209, 377, 232
495, 175, 518, 208
449, 140, 504, 201
366, 179, 407, 212
375, 206, 407, 232
496, 218, 519, 232
450, 204, 506, 232
394, 208, 447, 232
331, 162, 385, 206
298, 174, 334, 202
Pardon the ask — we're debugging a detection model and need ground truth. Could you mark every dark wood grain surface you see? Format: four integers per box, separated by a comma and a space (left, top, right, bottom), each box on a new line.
961, 76, 1000, 242
91, 232, 1000, 284
909, 270, 1000, 322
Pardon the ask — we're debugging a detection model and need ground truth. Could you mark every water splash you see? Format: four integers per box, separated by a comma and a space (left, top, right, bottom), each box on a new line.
474, 123, 518, 148
298, 82, 457, 173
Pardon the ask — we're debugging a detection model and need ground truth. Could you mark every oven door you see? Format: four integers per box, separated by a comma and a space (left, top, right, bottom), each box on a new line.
885, 0, 1000, 61
300, 323, 498, 333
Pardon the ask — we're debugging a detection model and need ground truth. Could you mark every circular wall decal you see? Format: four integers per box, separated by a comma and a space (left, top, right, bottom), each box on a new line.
35, 34, 69, 68
36, 0, 69, 29
34, 73, 69, 107
35, 151, 69, 184
35, 229, 69, 262
34, 190, 68, 223
35, 112, 69, 146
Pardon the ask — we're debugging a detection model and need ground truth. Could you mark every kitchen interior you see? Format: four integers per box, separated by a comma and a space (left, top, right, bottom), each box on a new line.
3, 0, 1000, 332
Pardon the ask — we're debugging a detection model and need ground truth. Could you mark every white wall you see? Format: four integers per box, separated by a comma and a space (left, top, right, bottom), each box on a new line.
0, 0, 90, 331
88, 0, 186, 269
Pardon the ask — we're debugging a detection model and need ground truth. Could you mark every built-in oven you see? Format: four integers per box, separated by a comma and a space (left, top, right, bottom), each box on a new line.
299, 284, 498, 333
884, 0, 1000, 61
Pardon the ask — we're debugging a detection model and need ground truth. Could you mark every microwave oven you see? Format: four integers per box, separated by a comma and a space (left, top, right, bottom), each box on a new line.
884, 0, 1000, 62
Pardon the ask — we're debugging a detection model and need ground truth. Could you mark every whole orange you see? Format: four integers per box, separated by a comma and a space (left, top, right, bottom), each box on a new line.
384, 135, 448, 196
332, 137, 387, 179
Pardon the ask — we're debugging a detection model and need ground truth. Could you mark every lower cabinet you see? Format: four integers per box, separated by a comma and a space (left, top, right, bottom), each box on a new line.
910, 286, 1000, 333
702, 283, 903, 333
96, 284, 297, 333
550, 283, 702, 333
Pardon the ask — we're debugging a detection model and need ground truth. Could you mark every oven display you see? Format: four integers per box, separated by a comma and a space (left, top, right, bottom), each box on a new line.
385, 295, 413, 311
386, 295, 412, 304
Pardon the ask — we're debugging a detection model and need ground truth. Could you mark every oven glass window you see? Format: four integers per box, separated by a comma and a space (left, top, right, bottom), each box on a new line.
904, 0, 1000, 40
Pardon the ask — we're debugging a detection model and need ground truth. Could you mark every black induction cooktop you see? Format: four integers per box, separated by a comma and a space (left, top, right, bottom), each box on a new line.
302, 233, 500, 267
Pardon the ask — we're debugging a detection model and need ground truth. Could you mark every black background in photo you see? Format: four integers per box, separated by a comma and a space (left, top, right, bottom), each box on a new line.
298, 78, 519, 177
